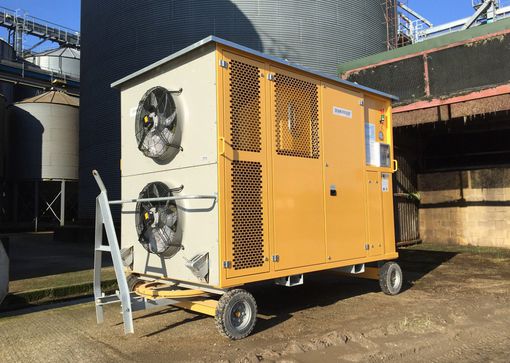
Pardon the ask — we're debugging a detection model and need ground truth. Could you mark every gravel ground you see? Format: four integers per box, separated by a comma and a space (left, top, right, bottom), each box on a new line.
0, 244, 509, 363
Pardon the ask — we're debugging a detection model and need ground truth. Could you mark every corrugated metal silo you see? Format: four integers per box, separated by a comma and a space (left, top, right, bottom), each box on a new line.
8, 90, 79, 229
0, 94, 6, 180
25, 47, 81, 79
80, 0, 395, 219
0, 39, 15, 103
10, 91, 79, 181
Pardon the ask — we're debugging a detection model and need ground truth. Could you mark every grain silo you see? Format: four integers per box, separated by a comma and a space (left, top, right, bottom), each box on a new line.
0, 94, 7, 224
9, 90, 79, 229
25, 47, 81, 79
0, 94, 6, 180
80, 0, 397, 220
0, 39, 15, 103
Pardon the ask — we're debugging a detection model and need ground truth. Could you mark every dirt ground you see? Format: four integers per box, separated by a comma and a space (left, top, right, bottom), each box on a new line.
1, 244, 509, 363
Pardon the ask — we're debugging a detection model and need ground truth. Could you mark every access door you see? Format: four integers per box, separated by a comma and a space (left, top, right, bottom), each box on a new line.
322, 84, 367, 261
366, 171, 385, 257
221, 51, 271, 278
269, 67, 326, 271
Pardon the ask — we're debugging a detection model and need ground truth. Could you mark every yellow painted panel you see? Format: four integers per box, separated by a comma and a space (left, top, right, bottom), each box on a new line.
221, 50, 271, 279
366, 171, 384, 256
269, 66, 326, 271
215, 44, 397, 287
382, 171, 397, 255
322, 84, 367, 261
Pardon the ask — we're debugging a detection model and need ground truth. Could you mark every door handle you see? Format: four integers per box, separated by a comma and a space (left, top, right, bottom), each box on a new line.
219, 137, 226, 156
392, 159, 398, 173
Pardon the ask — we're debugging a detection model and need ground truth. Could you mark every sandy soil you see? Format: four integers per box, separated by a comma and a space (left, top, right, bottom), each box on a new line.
1, 244, 509, 362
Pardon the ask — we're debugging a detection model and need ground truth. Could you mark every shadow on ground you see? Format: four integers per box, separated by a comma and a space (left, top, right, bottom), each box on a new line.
138, 247, 457, 337
6, 233, 111, 281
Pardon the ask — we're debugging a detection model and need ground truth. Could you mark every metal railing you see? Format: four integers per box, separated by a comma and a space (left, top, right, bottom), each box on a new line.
399, 0, 510, 45
0, 6, 80, 50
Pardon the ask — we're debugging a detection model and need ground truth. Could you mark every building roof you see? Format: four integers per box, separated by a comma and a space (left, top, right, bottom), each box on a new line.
30, 47, 81, 60
111, 36, 398, 101
17, 90, 80, 107
338, 17, 510, 74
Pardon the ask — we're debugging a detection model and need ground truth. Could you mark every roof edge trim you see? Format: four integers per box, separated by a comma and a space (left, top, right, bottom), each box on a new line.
111, 36, 398, 101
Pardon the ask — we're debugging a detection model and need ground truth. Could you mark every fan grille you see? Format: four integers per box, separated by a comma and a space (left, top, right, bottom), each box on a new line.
135, 182, 181, 258
275, 74, 320, 159
135, 86, 179, 162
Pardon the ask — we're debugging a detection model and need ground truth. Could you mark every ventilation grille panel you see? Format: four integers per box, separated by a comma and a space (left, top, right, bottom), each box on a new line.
231, 160, 265, 270
229, 59, 262, 152
275, 74, 320, 159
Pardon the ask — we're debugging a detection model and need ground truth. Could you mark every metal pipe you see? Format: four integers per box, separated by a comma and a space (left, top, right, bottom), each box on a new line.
60, 180, 66, 227
108, 195, 217, 205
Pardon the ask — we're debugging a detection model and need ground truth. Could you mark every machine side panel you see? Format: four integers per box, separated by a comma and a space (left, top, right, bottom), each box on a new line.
322, 84, 367, 261
219, 50, 271, 279
120, 44, 218, 177
269, 66, 326, 271
122, 166, 220, 286
120, 46, 220, 286
382, 103, 397, 256
364, 96, 396, 257
366, 171, 385, 256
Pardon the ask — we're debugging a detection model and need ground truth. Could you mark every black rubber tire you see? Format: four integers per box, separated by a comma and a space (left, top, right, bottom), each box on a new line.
215, 289, 257, 340
127, 274, 142, 292
379, 261, 403, 296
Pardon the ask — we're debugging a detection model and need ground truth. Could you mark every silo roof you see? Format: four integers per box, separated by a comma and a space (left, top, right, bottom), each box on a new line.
111, 36, 398, 101
18, 90, 80, 107
31, 47, 80, 59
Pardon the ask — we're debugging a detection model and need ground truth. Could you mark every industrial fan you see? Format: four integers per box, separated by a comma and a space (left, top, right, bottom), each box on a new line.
135, 86, 181, 162
135, 182, 181, 258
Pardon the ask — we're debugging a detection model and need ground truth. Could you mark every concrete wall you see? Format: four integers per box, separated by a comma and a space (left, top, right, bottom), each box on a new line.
418, 168, 510, 248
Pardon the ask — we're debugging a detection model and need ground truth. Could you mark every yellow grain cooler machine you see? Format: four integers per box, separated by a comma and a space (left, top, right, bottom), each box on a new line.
93, 36, 402, 339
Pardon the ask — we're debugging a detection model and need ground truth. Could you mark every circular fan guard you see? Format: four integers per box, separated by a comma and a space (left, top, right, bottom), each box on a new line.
135, 182, 181, 258
135, 87, 180, 162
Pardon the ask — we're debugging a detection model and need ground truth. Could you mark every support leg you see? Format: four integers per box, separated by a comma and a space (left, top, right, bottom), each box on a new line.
34, 181, 38, 232
93, 198, 105, 324
60, 180, 66, 227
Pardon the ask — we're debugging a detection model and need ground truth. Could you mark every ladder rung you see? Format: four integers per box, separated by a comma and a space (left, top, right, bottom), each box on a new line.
96, 294, 121, 305
96, 245, 111, 252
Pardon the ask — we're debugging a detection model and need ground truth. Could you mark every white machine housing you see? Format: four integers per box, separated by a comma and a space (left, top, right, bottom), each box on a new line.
118, 43, 220, 286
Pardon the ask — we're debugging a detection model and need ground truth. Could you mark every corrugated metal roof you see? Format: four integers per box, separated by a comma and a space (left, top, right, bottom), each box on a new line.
31, 47, 81, 59
338, 17, 510, 74
111, 36, 398, 101
18, 90, 80, 107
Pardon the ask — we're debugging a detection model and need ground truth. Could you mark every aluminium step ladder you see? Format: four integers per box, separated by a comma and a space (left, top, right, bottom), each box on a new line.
92, 170, 217, 334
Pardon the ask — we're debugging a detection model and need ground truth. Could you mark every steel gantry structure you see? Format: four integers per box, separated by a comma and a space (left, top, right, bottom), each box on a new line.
0, 6, 80, 54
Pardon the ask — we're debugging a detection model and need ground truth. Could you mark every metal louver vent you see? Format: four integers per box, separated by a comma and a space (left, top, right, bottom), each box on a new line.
135, 87, 181, 163
231, 160, 264, 270
275, 74, 320, 159
135, 182, 181, 258
229, 59, 262, 152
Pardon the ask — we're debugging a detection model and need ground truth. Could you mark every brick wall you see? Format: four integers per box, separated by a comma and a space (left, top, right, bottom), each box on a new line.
418, 168, 510, 248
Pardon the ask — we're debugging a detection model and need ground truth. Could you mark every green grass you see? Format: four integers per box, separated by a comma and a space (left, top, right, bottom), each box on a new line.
9, 267, 116, 293
1, 268, 118, 311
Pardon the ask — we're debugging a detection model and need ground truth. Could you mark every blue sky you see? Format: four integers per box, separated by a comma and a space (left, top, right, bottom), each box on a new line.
0, 1, 483, 49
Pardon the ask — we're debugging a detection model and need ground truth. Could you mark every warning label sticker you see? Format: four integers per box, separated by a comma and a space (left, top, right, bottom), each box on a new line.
333, 106, 353, 119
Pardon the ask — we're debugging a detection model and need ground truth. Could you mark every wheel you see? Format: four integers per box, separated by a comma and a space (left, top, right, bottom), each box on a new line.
379, 261, 403, 296
215, 289, 257, 340
127, 274, 142, 292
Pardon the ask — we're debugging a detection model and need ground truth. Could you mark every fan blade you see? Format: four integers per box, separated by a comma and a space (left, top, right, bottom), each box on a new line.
150, 92, 158, 109
163, 111, 177, 127
152, 183, 160, 199
157, 91, 167, 114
